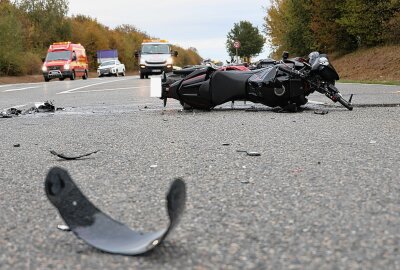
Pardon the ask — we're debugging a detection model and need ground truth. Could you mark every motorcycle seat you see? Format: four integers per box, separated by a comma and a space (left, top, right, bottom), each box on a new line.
210, 71, 254, 104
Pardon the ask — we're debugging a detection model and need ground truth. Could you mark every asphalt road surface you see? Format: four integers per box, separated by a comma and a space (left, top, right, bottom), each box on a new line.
1, 76, 399, 269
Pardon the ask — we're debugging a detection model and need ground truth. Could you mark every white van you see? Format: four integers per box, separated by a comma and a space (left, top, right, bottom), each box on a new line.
135, 40, 178, 79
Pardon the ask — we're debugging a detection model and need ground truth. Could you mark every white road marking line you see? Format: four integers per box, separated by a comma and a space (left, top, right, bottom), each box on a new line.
66, 86, 149, 94
0, 82, 41, 88
338, 82, 400, 87
57, 78, 134, 94
308, 100, 327, 105
3, 86, 40, 92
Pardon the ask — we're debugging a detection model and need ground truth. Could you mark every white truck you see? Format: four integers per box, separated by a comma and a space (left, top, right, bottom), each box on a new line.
135, 40, 178, 79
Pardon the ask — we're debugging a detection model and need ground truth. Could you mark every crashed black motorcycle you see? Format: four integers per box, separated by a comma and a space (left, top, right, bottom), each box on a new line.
156, 52, 353, 111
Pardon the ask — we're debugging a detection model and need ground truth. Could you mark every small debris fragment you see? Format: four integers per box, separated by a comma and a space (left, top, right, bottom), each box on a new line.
222, 143, 230, 146
314, 110, 329, 115
246, 152, 261, 157
36, 101, 55, 113
50, 150, 99, 160
1, 113, 12, 118
57, 224, 71, 232
144, 106, 148, 109
241, 180, 250, 184
150, 164, 158, 168
370, 140, 377, 144
13, 144, 20, 148
236, 150, 261, 156
317, 161, 321, 165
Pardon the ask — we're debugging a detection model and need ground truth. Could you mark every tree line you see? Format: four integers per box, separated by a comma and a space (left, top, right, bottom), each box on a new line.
265, 0, 400, 58
0, 0, 202, 76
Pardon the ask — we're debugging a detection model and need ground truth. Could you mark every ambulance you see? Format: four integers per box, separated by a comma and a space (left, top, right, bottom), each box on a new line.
42, 42, 89, 82
135, 40, 178, 79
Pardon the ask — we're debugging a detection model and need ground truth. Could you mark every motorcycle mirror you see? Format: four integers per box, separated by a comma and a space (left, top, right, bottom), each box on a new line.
282, 51, 289, 61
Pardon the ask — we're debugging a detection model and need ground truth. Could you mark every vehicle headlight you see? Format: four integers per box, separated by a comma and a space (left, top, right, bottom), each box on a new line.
167, 57, 173, 64
64, 64, 70, 70
319, 57, 329, 66
42, 65, 47, 72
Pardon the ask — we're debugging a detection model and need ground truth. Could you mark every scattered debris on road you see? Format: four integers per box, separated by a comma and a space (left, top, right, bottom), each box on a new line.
50, 150, 99, 160
1, 101, 59, 118
222, 143, 230, 146
150, 164, 158, 168
45, 167, 186, 255
13, 144, 20, 148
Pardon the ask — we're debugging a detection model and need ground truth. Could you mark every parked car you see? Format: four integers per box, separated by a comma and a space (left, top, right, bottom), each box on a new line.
97, 60, 125, 77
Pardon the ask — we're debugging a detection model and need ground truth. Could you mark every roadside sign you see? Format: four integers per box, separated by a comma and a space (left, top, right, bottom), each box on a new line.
233, 41, 241, 49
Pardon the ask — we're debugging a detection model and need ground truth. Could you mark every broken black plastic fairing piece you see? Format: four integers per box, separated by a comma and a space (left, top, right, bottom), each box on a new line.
45, 167, 186, 255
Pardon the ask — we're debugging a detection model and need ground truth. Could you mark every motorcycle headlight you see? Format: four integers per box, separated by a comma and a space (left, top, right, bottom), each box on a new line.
42, 65, 47, 72
319, 57, 329, 66
64, 64, 70, 70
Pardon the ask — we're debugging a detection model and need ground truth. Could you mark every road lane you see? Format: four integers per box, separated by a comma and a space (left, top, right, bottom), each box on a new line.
0, 76, 399, 269
2, 79, 399, 114
57, 77, 134, 94
0, 76, 152, 112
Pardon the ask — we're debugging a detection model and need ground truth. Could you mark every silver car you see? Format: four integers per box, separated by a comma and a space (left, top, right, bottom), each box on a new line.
97, 60, 126, 77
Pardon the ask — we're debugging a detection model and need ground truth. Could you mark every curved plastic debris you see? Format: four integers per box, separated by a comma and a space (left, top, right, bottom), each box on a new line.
45, 167, 186, 255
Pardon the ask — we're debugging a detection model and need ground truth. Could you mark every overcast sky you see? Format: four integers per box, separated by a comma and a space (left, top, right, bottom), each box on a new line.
68, 0, 271, 62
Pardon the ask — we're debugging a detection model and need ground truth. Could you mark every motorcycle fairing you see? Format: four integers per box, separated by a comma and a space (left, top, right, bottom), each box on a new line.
247, 66, 308, 108
209, 71, 253, 105
45, 167, 186, 255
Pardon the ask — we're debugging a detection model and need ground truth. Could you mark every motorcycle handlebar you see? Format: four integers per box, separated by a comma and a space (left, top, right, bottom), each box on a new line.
277, 66, 305, 78
326, 84, 353, 111
277, 66, 354, 111
336, 95, 353, 111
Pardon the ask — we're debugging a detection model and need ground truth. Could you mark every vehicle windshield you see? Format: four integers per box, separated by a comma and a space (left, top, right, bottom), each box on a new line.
141, 44, 170, 54
45, 51, 71, 62
100, 61, 116, 66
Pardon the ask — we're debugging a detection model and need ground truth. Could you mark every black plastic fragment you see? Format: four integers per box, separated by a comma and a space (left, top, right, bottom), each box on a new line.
45, 167, 186, 255
36, 101, 55, 112
236, 150, 261, 156
314, 110, 329, 115
50, 150, 99, 160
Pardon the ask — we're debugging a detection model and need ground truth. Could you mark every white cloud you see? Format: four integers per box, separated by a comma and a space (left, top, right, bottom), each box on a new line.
68, 0, 271, 61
